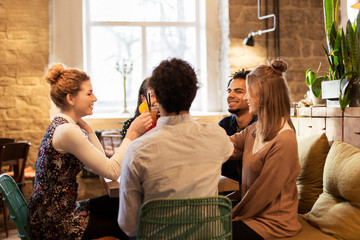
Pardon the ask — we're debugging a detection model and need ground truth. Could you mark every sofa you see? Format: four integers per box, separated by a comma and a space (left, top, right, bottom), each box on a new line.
219, 133, 360, 239
278, 133, 360, 240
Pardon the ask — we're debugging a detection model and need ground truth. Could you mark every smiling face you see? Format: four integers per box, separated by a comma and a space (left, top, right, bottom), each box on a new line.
71, 80, 97, 117
244, 80, 260, 115
146, 87, 159, 110
227, 78, 249, 114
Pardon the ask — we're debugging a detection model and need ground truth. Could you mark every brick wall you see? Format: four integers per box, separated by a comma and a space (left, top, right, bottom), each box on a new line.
0, 0, 332, 166
0, 0, 50, 166
228, 0, 328, 102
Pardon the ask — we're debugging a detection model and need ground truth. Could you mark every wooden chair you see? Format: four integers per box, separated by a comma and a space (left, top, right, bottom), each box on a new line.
0, 142, 30, 237
0, 138, 17, 178
0, 139, 16, 237
0, 142, 31, 191
100, 131, 123, 157
0, 138, 16, 144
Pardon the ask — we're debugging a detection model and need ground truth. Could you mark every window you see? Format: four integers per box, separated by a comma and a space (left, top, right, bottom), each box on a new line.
50, 0, 225, 118
83, 0, 207, 116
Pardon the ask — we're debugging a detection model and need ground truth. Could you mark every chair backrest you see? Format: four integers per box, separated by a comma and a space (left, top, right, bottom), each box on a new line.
100, 131, 123, 157
0, 138, 16, 144
137, 196, 232, 240
0, 142, 31, 183
0, 174, 30, 240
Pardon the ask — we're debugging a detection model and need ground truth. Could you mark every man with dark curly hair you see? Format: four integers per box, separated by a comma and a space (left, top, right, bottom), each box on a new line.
118, 58, 234, 238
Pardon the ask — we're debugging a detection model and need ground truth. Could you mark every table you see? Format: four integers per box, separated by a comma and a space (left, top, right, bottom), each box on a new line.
101, 175, 239, 198
218, 175, 239, 192
101, 177, 120, 198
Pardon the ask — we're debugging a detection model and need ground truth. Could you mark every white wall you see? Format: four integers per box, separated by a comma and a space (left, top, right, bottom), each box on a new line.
50, 0, 83, 69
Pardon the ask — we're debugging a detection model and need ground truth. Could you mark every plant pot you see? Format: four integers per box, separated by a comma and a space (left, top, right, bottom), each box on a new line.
309, 86, 326, 106
321, 80, 346, 107
322, 79, 360, 107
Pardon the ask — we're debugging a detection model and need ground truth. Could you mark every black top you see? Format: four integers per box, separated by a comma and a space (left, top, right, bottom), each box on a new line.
219, 115, 257, 136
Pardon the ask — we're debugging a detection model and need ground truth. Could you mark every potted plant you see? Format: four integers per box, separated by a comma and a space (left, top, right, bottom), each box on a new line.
305, 65, 327, 106
319, 0, 343, 107
338, 18, 360, 110
321, 0, 360, 110
323, 0, 344, 80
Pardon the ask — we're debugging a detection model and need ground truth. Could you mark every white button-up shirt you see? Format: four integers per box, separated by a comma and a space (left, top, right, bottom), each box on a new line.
118, 114, 234, 237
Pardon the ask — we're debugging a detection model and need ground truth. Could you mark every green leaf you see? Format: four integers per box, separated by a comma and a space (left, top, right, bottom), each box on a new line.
305, 69, 315, 86
312, 76, 325, 98
305, 68, 327, 98
324, 0, 334, 48
334, 0, 339, 30
341, 28, 351, 74
346, 20, 358, 75
329, 22, 337, 51
322, 44, 336, 79
339, 89, 352, 111
333, 29, 341, 55
340, 71, 359, 95
335, 30, 344, 79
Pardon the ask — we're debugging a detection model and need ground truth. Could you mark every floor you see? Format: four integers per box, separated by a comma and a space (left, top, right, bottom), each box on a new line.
0, 173, 107, 239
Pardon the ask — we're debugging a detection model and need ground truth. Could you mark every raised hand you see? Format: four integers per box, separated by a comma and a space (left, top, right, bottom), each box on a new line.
77, 118, 93, 134
125, 111, 153, 140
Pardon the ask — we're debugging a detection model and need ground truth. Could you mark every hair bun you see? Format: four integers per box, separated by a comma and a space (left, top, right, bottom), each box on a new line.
271, 59, 288, 73
45, 64, 65, 85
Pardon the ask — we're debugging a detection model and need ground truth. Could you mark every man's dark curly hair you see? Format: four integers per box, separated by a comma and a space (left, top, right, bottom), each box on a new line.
227, 69, 251, 88
148, 58, 199, 114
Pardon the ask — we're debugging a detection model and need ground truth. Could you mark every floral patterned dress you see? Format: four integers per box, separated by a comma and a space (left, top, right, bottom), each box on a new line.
120, 117, 135, 138
27, 116, 90, 239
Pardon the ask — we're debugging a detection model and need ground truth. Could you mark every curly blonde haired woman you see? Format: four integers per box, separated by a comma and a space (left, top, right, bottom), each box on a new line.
27, 64, 152, 239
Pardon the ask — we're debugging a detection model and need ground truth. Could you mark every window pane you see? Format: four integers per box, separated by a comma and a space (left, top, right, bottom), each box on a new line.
146, 26, 196, 75
146, 26, 201, 110
89, 26, 142, 114
89, 0, 195, 22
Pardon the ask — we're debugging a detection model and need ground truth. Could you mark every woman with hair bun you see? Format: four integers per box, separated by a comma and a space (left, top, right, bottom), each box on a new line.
27, 64, 152, 239
229, 59, 302, 239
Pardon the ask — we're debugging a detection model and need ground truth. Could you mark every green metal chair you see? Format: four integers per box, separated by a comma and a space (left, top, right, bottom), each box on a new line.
0, 174, 30, 240
137, 196, 232, 240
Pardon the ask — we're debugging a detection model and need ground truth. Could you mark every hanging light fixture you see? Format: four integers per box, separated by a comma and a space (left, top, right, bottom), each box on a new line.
243, 0, 276, 46
243, 33, 255, 46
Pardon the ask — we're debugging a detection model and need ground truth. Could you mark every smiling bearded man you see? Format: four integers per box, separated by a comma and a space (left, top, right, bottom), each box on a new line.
219, 69, 257, 192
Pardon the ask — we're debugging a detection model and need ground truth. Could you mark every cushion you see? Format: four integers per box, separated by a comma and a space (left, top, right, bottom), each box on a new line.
303, 140, 360, 240
296, 133, 329, 213
275, 215, 336, 240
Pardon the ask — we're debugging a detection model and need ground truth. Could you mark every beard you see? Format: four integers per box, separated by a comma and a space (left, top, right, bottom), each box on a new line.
228, 108, 240, 114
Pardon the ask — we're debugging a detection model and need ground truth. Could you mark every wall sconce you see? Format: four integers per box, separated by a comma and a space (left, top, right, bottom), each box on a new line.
243, 33, 255, 46
243, 0, 276, 46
